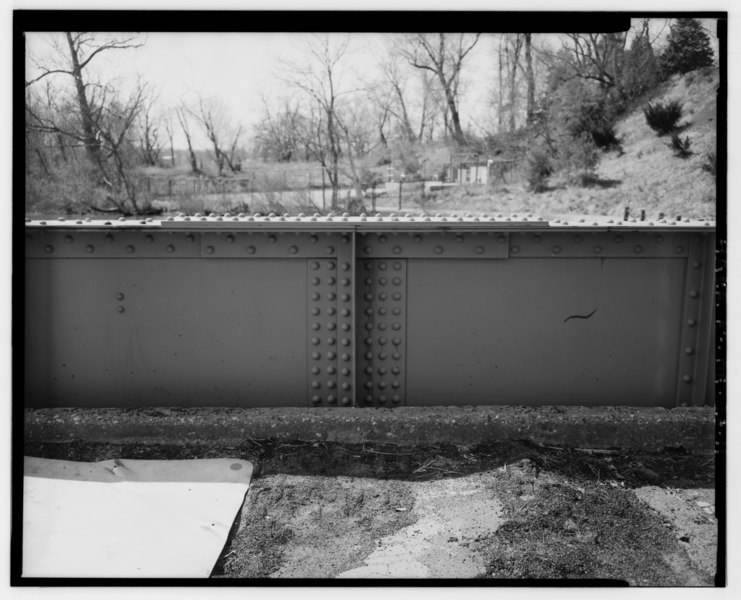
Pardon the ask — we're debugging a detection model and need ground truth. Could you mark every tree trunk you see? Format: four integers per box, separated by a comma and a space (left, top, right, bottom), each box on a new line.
65, 33, 108, 178
525, 33, 535, 126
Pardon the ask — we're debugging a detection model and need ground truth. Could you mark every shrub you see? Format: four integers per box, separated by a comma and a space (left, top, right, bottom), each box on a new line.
669, 134, 692, 158
701, 151, 716, 176
644, 101, 683, 135
591, 125, 621, 150
526, 149, 552, 192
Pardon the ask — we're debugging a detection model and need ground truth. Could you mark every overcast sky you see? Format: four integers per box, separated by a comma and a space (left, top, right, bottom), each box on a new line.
24, 19, 720, 150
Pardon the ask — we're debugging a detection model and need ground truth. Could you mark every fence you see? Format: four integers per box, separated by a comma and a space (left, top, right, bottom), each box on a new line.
24, 214, 716, 409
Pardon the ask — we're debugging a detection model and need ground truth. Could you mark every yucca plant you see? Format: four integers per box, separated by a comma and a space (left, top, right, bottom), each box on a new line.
644, 101, 683, 135
669, 133, 692, 158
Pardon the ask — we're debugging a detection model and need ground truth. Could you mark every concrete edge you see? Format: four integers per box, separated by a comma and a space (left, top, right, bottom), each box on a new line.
24, 406, 717, 454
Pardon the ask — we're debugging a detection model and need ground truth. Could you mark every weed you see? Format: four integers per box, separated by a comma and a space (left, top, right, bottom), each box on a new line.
669, 134, 693, 158
701, 151, 716, 177
526, 149, 553, 193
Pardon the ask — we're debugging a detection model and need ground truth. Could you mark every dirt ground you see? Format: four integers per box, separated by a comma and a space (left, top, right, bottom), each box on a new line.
24, 439, 719, 585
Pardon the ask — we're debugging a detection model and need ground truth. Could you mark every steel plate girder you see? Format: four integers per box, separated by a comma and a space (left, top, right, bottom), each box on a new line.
24, 222, 717, 409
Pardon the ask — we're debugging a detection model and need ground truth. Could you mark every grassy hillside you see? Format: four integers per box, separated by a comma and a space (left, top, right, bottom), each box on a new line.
426, 66, 718, 220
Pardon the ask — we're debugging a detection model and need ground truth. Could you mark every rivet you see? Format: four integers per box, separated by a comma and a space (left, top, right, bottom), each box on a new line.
44, 245, 54, 254
311, 395, 321, 405
675, 246, 684, 254
312, 277, 321, 285
687, 319, 696, 327
167, 245, 175, 253
327, 381, 336, 389
342, 278, 351, 286
327, 351, 337, 360
378, 367, 387, 375
327, 277, 336, 285
456, 235, 464, 244
511, 245, 520, 254
311, 337, 320, 345
413, 235, 422, 243
392, 395, 401, 404
682, 375, 692, 383
145, 234, 154, 243
378, 323, 387, 331
392, 246, 402, 255
116, 292, 125, 301
533, 235, 541, 244
573, 235, 582, 243
434, 246, 443, 254
341, 324, 351, 331
692, 261, 701, 269
393, 262, 402, 270
327, 261, 336, 270
615, 235, 623, 243
342, 262, 351, 271
365, 381, 374, 390
117, 306, 125, 313
475, 246, 485, 254
365, 338, 373, 347
310, 235, 319, 243
311, 366, 320, 375
268, 235, 277, 243
392, 366, 401, 375
392, 337, 401, 345
552, 245, 561, 254
247, 246, 256, 254
186, 234, 195, 243
312, 323, 321, 331
378, 396, 387, 404
378, 337, 387, 345
312, 261, 320, 270
378, 382, 387, 390
342, 309, 351, 317
85, 245, 95, 253
392, 293, 401, 301
341, 396, 351, 405
378, 352, 388, 360
685, 347, 695, 355
593, 246, 602, 254
634, 245, 643, 254
392, 381, 400, 389
378, 308, 387, 316
341, 368, 351, 376
311, 351, 321, 360
392, 352, 401, 360
311, 381, 321, 389
327, 337, 336, 345
327, 323, 336, 331
341, 353, 351, 361
392, 323, 401, 331
326, 246, 335, 255
364, 395, 374, 403
379, 235, 388, 244
126, 245, 135, 254
64, 235, 74, 243
393, 308, 401, 315
379, 262, 388, 271
379, 277, 388, 286
289, 245, 298, 254
689, 290, 699, 299
379, 292, 388, 301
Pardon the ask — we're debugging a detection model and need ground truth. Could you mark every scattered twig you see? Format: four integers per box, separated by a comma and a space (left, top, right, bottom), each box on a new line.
361, 443, 415, 456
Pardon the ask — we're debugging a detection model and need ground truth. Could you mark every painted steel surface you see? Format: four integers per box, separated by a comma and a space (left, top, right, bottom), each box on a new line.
24, 214, 716, 408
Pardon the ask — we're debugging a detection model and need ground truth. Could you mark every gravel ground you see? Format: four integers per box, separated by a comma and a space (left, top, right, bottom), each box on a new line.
24, 439, 719, 585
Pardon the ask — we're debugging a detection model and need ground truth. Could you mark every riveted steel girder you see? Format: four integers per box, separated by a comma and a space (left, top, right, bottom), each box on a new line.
24, 217, 717, 409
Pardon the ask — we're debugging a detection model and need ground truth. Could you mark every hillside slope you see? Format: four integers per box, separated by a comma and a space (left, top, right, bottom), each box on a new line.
435, 67, 718, 220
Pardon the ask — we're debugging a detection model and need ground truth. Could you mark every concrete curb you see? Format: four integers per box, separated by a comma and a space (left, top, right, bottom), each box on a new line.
24, 406, 717, 453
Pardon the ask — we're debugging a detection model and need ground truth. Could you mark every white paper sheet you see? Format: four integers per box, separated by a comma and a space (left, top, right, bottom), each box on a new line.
23, 457, 253, 578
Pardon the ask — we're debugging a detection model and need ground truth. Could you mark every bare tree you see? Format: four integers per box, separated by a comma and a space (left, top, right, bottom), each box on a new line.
284, 35, 354, 211
162, 109, 177, 167
137, 91, 163, 166
191, 95, 243, 176
25, 32, 155, 215
398, 33, 481, 145
175, 105, 200, 173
